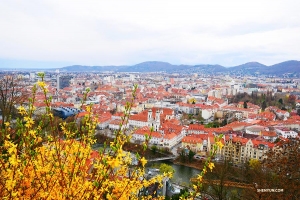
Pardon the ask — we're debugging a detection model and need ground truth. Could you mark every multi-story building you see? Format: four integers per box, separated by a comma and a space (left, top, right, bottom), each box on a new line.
181, 134, 207, 152
219, 135, 275, 164
128, 108, 174, 131
274, 127, 298, 138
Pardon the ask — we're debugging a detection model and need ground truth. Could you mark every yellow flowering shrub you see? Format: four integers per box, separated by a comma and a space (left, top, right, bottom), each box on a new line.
0, 73, 171, 199
0, 73, 223, 199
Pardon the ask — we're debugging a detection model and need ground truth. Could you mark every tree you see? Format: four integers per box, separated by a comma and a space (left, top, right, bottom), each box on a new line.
204, 161, 233, 200
262, 138, 300, 199
287, 94, 296, 108
243, 101, 248, 109
178, 148, 187, 162
0, 75, 28, 128
297, 108, 300, 116
188, 150, 196, 163
240, 138, 300, 200
249, 159, 261, 169
159, 163, 175, 174
151, 145, 158, 155
261, 101, 267, 111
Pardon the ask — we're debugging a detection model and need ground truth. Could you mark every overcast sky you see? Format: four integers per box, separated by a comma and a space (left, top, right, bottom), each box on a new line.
0, 0, 299, 68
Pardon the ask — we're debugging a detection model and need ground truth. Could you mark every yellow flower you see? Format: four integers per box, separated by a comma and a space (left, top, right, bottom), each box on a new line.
24, 117, 34, 128
11, 191, 19, 197
86, 106, 91, 112
17, 106, 27, 115
4, 122, 10, 127
140, 157, 147, 167
4, 140, 13, 148
197, 175, 203, 182
9, 155, 20, 166
193, 184, 197, 190
29, 130, 36, 138
6, 179, 16, 191
216, 141, 224, 149
208, 162, 215, 172
48, 113, 54, 119
7, 144, 17, 155
37, 126, 42, 131
107, 158, 121, 168
37, 80, 46, 88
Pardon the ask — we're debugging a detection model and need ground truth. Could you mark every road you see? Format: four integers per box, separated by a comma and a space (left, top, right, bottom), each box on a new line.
170, 142, 182, 156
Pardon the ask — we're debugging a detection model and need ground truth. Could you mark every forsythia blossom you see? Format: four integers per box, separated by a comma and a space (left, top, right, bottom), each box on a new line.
37, 80, 46, 88
216, 141, 224, 149
208, 162, 215, 171
17, 106, 27, 115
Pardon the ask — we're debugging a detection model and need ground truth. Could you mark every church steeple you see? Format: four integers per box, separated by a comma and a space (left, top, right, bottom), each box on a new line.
148, 109, 152, 122
155, 110, 160, 122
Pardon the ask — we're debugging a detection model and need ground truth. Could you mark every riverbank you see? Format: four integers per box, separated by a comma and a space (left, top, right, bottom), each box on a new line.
95, 134, 204, 171
172, 158, 204, 171
94, 134, 173, 159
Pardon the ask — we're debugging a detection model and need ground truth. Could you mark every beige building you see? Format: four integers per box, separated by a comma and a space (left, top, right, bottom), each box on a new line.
215, 135, 275, 164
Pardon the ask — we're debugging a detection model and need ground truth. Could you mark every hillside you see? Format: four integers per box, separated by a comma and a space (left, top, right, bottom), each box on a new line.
57, 60, 300, 76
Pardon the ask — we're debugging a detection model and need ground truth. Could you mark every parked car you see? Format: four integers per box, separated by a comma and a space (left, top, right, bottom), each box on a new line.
194, 155, 206, 160
212, 157, 223, 162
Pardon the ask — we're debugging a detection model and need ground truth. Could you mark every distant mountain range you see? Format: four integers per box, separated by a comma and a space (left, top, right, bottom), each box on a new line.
58, 60, 300, 76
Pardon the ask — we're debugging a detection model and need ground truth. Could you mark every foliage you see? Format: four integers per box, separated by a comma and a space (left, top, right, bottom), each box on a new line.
287, 94, 296, 103
0, 75, 28, 128
203, 160, 233, 200
150, 145, 158, 155
204, 121, 220, 128
261, 100, 267, 111
169, 188, 189, 200
159, 163, 175, 174
243, 101, 248, 109
249, 159, 261, 169
262, 138, 300, 199
178, 148, 187, 162
231, 91, 295, 110
188, 150, 196, 163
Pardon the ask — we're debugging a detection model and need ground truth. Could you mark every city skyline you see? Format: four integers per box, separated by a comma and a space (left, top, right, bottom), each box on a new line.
0, 0, 300, 68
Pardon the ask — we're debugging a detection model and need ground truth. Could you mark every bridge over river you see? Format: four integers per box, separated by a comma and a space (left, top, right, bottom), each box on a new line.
148, 156, 177, 162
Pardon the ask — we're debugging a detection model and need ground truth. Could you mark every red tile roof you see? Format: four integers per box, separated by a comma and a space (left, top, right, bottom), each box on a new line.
134, 126, 162, 138
182, 134, 203, 144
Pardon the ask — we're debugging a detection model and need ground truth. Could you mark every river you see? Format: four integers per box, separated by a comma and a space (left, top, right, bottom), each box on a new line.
92, 143, 201, 184
147, 160, 201, 184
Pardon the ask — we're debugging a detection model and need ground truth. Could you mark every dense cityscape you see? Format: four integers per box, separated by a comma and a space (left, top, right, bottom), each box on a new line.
0, 68, 299, 199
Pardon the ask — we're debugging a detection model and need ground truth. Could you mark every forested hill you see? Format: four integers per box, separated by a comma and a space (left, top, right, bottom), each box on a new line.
58, 60, 300, 76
